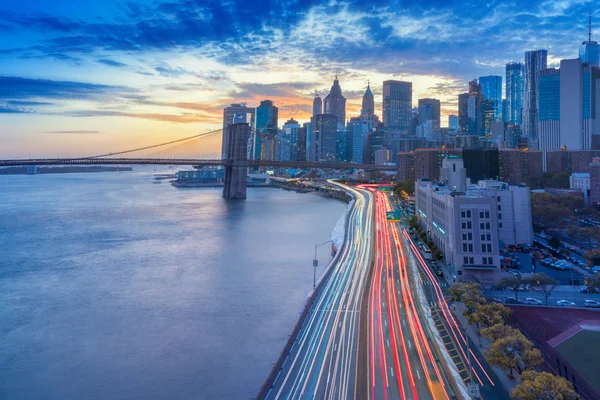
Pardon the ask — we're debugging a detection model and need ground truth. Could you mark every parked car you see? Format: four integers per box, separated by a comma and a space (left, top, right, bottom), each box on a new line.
505, 297, 523, 304
580, 286, 600, 294
524, 297, 542, 305
488, 297, 503, 304
556, 300, 576, 307
584, 300, 600, 308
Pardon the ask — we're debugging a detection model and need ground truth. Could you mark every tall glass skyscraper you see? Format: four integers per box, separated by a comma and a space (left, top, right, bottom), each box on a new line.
383, 80, 412, 134
523, 49, 548, 147
580, 14, 600, 66
505, 63, 524, 125
254, 100, 278, 160
479, 76, 503, 120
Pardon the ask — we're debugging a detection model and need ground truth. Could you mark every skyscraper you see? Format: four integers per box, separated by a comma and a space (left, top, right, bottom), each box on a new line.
346, 117, 371, 163
417, 98, 441, 130
313, 94, 322, 116
311, 114, 338, 161
523, 49, 548, 147
383, 80, 412, 134
449, 115, 459, 131
506, 62, 524, 125
479, 76, 503, 121
360, 82, 375, 120
222, 103, 255, 159
458, 93, 469, 132
323, 77, 346, 127
468, 79, 483, 136
254, 100, 278, 160
580, 13, 600, 67
281, 118, 300, 161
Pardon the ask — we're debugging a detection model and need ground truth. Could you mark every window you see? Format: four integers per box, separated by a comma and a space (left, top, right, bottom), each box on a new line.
499, 222, 503, 228
470, 257, 474, 264
486, 222, 490, 230
481, 234, 485, 241
488, 257, 493, 265
487, 244, 492, 252
480, 211, 484, 218
462, 222, 466, 229
483, 257, 488, 265
497, 196, 501, 201
467, 210, 471, 218
480, 222, 485, 229
467, 222, 472, 229
464, 256, 469, 264
468, 244, 473, 252
461, 210, 465, 218
487, 233, 491, 241
485, 211, 490, 218
468, 233, 472, 240
481, 243, 486, 252
498, 205, 502, 211
463, 243, 468, 252
498, 213, 502, 220
462, 233, 467, 241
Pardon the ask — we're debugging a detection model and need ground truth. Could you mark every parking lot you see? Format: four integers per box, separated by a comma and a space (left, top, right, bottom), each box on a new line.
504, 252, 586, 285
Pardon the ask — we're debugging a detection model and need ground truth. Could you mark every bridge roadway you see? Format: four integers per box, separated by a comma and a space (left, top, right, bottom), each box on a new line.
263, 183, 374, 400
0, 158, 396, 171
368, 190, 450, 399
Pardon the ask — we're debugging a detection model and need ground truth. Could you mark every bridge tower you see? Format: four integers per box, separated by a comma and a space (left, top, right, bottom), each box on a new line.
222, 123, 250, 199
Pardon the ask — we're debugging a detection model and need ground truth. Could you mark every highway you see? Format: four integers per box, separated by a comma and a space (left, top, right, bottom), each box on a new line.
263, 183, 374, 400
367, 190, 450, 400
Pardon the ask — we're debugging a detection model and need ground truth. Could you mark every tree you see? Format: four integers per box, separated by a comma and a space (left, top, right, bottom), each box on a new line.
499, 274, 526, 300
584, 249, 600, 266
584, 272, 600, 293
467, 303, 512, 332
446, 282, 484, 317
548, 236, 561, 249
481, 323, 519, 342
392, 180, 415, 198
485, 331, 542, 379
510, 371, 579, 400
525, 273, 558, 305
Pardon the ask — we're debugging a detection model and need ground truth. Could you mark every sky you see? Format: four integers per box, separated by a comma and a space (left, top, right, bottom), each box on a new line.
0, 0, 596, 157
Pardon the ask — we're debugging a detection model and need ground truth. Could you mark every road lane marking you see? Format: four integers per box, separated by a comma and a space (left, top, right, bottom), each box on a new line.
416, 369, 421, 380
334, 344, 337, 352
408, 340, 412, 349
390, 367, 394, 377
386, 339, 390, 347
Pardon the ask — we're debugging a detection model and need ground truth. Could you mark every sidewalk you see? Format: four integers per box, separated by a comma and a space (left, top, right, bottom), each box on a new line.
452, 303, 520, 395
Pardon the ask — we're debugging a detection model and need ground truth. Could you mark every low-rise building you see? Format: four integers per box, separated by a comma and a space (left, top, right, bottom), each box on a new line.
570, 172, 591, 205
415, 156, 533, 284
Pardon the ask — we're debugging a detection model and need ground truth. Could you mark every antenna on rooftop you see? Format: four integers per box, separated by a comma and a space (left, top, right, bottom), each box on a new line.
589, 10, 593, 42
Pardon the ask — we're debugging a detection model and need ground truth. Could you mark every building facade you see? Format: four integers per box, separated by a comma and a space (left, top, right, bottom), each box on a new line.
479, 76, 503, 135
222, 103, 255, 159
346, 117, 371, 163
590, 158, 600, 206
383, 80, 412, 134
506, 62, 524, 125
523, 49, 548, 147
458, 93, 469, 132
323, 77, 346, 127
570, 172, 591, 205
360, 83, 375, 120
311, 114, 338, 161
498, 149, 543, 185
254, 100, 278, 160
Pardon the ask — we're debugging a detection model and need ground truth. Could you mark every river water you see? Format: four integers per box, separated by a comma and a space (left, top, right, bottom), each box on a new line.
0, 168, 346, 400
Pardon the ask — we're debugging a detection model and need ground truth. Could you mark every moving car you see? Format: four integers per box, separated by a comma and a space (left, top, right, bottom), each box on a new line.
556, 300, 576, 307
524, 298, 542, 305
584, 300, 600, 308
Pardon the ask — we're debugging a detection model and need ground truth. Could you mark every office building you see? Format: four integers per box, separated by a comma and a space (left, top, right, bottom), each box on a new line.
523, 49, 548, 147
504, 123, 522, 148
361, 82, 375, 120
499, 149, 543, 185
506, 63, 524, 125
347, 117, 371, 163
280, 118, 300, 161
538, 59, 600, 168
311, 114, 338, 161
415, 157, 533, 284
414, 148, 461, 181
222, 103, 255, 159
336, 127, 348, 161
449, 115, 459, 131
458, 93, 469, 132
383, 80, 412, 134
312, 94, 322, 116
580, 13, 600, 66
397, 152, 415, 181
366, 127, 386, 164
418, 98, 441, 130
570, 172, 591, 205
374, 149, 390, 165
297, 124, 308, 162
468, 79, 483, 136
324, 77, 346, 127
479, 76, 503, 132
254, 100, 278, 160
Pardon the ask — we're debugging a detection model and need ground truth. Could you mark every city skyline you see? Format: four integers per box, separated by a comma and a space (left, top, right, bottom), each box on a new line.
0, 0, 598, 157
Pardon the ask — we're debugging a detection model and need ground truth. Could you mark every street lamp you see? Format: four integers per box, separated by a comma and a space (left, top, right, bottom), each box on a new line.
313, 240, 332, 290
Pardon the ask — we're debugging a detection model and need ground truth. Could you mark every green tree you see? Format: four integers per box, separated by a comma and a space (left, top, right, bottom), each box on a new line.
392, 180, 415, 198
446, 282, 484, 316
467, 303, 512, 331
584, 272, 600, 293
548, 236, 561, 249
525, 273, 558, 305
481, 323, 518, 342
498, 274, 526, 300
510, 371, 579, 400
485, 331, 542, 379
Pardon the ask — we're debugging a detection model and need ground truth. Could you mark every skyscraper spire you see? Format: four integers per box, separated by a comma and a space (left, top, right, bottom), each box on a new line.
589, 10, 592, 42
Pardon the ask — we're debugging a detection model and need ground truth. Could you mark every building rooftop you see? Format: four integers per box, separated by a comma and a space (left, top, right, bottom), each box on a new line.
571, 172, 590, 178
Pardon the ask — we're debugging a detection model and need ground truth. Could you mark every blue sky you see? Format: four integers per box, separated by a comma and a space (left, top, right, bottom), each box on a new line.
0, 0, 595, 156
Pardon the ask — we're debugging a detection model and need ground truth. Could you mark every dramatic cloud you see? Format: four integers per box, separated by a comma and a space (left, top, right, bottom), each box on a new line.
0, 76, 131, 100
97, 59, 127, 67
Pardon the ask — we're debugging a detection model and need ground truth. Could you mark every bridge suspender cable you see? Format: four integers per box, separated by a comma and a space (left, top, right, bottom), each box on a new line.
71, 129, 223, 160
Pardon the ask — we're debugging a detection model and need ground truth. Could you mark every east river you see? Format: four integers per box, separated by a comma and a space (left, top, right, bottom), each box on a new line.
0, 168, 347, 400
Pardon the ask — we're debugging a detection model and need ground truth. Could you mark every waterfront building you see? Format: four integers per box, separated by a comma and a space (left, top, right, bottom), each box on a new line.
323, 77, 346, 127
415, 157, 533, 284
175, 168, 225, 185
505, 62, 524, 125
449, 115, 459, 131
383, 80, 412, 134
347, 117, 371, 163
523, 49, 548, 148
311, 114, 338, 161
254, 100, 278, 160
222, 103, 255, 159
